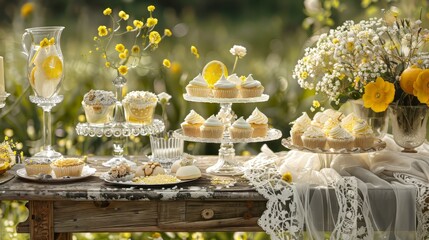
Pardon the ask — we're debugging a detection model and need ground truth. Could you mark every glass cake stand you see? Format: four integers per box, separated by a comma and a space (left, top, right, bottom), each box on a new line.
75, 75, 164, 167
281, 137, 387, 169
176, 94, 282, 176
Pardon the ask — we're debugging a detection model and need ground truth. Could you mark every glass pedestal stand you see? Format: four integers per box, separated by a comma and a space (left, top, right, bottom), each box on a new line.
175, 94, 282, 176
30, 95, 63, 160
76, 75, 164, 167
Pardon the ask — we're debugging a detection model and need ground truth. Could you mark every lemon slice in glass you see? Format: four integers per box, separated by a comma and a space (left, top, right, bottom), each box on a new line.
42, 55, 63, 79
202, 60, 228, 87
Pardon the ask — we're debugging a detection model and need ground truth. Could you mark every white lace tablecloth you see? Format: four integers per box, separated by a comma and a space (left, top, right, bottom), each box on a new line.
243, 135, 429, 240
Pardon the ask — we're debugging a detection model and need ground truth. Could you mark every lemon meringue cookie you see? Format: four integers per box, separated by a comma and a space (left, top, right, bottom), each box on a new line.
181, 110, 205, 137
186, 73, 212, 97
212, 75, 239, 98
247, 108, 269, 138
240, 74, 264, 98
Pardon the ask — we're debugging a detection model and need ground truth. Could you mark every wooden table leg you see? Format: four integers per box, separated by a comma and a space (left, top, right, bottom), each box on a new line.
29, 200, 54, 240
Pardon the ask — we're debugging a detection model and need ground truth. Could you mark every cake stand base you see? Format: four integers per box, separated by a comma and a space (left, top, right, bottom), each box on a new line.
103, 156, 137, 167
34, 149, 63, 161
206, 142, 243, 176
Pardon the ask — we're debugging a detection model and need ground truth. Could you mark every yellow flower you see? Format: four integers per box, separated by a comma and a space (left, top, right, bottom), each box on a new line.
413, 69, 429, 105
300, 71, 308, 79
118, 10, 129, 20
126, 26, 133, 31
151, 232, 161, 238
191, 45, 199, 56
21, 2, 34, 18
281, 172, 293, 183
119, 52, 127, 59
163, 59, 171, 68
115, 44, 125, 52
131, 45, 140, 55
102, 53, 107, 59
164, 29, 172, 37
98, 25, 108, 37
363, 77, 395, 112
133, 20, 144, 29
93, 36, 98, 41
146, 17, 158, 27
312, 100, 320, 108
147, 5, 155, 12
149, 31, 161, 45
105, 62, 111, 68
118, 65, 128, 75
332, 38, 339, 44
103, 8, 112, 16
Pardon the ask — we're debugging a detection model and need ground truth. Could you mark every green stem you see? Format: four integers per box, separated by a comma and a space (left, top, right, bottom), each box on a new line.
232, 56, 239, 73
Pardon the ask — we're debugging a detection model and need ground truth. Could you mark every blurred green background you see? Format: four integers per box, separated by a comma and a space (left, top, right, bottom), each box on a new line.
1, 0, 428, 239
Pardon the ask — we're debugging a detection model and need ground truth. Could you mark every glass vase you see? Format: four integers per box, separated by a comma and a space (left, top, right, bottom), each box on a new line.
150, 130, 184, 170
22, 26, 65, 160
349, 99, 389, 138
389, 105, 429, 153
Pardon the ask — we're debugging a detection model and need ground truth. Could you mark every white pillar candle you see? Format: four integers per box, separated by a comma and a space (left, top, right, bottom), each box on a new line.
0, 56, 5, 93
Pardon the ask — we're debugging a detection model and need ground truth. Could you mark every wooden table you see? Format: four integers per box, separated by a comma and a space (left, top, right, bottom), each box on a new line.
0, 156, 267, 240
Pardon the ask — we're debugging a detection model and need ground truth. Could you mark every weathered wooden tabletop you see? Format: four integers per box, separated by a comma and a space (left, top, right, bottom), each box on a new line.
0, 156, 267, 239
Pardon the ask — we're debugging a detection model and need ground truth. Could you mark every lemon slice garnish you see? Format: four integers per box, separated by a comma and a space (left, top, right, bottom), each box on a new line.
30, 66, 37, 87
202, 60, 228, 87
42, 55, 63, 79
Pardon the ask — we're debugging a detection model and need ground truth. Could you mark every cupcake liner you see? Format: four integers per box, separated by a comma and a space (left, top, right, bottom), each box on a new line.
229, 127, 253, 139
83, 103, 115, 124
291, 131, 304, 146
302, 137, 327, 149
213, 88, 239, 98
327, 138, 354, 150
240, 86, 264, 98
52, 164, 84, 178
25, 164, 52, 176
181, 124, 202, 137
124, 104, 156, 125
354, 135, 375, 149
186, 85, 212, 97
201, 126, 225, 138
251, 124, 269, 138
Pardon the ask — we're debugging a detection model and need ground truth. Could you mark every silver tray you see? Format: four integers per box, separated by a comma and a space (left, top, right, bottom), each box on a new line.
16, 166, 96, 183
281, 137, 386, 154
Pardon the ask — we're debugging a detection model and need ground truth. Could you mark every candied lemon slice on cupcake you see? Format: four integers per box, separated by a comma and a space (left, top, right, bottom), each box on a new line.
202, 60, 228, 87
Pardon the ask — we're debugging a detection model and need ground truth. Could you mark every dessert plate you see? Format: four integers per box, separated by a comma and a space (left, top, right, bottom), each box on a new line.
100, 173, 200, 187
16, 166, 96, 183
281, 137, 386, 154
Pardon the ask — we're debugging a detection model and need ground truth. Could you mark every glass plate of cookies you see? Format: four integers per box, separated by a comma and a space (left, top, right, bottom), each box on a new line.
281, 137, 386, 154
100, 173, 200, 186
16, 166, 97, 183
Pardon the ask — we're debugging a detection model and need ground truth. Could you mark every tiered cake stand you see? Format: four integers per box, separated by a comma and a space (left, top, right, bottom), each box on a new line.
76, 76, 164, 167
174, 94, 282, 176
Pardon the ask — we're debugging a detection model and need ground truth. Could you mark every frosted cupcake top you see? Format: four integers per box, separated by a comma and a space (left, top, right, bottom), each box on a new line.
247, 107, 268, 125
83, 90, 116, 106
328, 125, 353, 140
341, 113, 361, 132
227, 74, 242, 86
52, 158, 85, 167
323, 117, 341, 134
232, 117, 252, 129
291, 112, 311, 133
189, 73, 208, 87
323, 109, 344, 121
311, 112, 329, 128
302, 126, 325, 138
352, 120, 373, 136
184, 110, 205, 124
203, 115, 223, 127
214, 75, 236, 89
241, 74, 262, 88
123, 91, 157, 108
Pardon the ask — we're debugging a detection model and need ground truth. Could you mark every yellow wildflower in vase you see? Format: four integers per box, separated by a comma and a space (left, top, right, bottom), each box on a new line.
363, 77, 395, 112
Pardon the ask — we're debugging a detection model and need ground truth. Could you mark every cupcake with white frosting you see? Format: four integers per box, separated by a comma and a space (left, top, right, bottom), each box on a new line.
200, 115, 225, 138
301, 126, 326, 149
229, 117, 253, 139
290, 112, 311, 146
123, 91, 157, 124
212, 75, 239, 98
247, 108, 269, 138
323, 117, 341, 135
323, 109, 344, 121
327, 125, 354, 150
82, 90, 116, 125
240, 74, 264, 98
352, 119, 375, 149
181, 110, 205, 137
186, 73, 212, 97
311, 112, 330, 128
341, 113, 361, 133
227, 74, 242, 88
